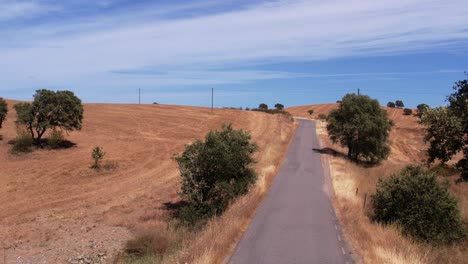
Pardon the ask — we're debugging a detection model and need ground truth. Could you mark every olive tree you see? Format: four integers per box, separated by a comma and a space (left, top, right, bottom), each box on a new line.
421, 77, 468, 181
395, 100, 404, 108
0, 98, 7, 128
258, 103, 268, 110
14, 89, 84, 144
327, 94, 393, 164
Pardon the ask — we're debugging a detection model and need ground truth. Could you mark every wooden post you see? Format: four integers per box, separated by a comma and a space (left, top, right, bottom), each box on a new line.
355, 188, 358, 196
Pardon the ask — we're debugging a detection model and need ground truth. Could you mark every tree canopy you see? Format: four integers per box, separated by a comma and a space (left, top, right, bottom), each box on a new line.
387, 102, 396, 108
327, 94, 393, 164
395, 100, 404, 108
421, 77, 468, 181
274, 103, 284, 110
258, 103, 268, 110
0, 98, 7, 128
14, 89, 84, 144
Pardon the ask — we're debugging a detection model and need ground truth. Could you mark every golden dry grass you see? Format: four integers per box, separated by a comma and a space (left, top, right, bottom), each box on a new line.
297, 104, 468, 264
0, 99, 295, 263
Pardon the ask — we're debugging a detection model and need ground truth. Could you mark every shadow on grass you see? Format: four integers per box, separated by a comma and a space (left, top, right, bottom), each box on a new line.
162, 201, 189, 219
312, 147, 380, 168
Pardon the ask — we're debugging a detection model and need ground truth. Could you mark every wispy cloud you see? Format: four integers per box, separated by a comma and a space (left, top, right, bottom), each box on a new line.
0, 0, 57, 21
1, 0, 467, 93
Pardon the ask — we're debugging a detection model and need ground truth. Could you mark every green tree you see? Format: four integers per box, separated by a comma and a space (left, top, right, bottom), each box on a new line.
258, 103, 268, 110
387, 102, 396, 108
274, 103, 284, 110
0, 98, 7, 128
307, 109, 314, 115
395, 100, 404, 108
14, 89, 84, 144
371, 165, 465, 244
175, 124, 258, 225
327, 94, 393, 164
421, 77, 468, 181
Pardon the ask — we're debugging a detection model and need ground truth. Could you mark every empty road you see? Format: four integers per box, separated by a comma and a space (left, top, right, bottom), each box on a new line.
229, 119, 352, 264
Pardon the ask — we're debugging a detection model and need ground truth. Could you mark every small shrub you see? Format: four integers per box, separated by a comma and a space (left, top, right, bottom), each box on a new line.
318, 113, 327, 120
371, 165, 466, 244
12, 130, 33, 153
403, 108, 413, 115
307, 109, 314, 115
47, 129, 64, 149
91, 146, 105, 169
0, 135, 3, 141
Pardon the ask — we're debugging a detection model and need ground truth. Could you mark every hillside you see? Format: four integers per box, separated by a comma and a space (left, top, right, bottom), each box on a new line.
0, 100, 295, 263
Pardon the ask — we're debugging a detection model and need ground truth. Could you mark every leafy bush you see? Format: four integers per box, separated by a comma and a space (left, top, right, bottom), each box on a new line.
371, 165, 466, 244
307, 109, 314, 115
175, 124, 258, 226
47, 129, 64, 149
12, 130, 33, 153
403, 108, 413, 115
327, 94, 393, 164
318, 113, 327, 120
387, 102, 396, 108
91, 146, 106, 169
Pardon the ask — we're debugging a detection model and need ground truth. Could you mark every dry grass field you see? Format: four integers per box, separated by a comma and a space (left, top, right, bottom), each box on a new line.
0, 100, 295, 263
288, 104, 468, 264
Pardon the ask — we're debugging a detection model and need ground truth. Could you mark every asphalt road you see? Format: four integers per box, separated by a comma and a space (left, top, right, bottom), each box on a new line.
228, 119, 352, 264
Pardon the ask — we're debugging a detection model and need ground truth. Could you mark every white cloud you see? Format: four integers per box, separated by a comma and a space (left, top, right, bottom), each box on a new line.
0, 0, 467, 90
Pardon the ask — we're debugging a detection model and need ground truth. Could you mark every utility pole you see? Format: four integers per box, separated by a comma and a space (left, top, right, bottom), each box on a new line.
139, 88, 141, 104
211, 88, 214, 113
358, 88, 360, 96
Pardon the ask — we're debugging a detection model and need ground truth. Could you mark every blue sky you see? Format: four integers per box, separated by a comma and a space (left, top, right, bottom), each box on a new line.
1, 0, 467, 108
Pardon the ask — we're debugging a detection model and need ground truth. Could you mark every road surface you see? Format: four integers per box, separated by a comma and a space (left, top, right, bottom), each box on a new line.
228, 119, 352, 264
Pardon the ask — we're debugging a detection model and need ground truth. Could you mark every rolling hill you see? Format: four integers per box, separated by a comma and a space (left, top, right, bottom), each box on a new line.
0, 100, 295, 263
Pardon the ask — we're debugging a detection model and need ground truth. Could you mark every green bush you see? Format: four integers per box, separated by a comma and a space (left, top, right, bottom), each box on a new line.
371, 165, 466, 244
307, 109, 314, 116
47, 129, 64, 149
12, 130, 33, 153
175, 123, 258, 226
403, 108, 413, 115
318, 113, 327, 120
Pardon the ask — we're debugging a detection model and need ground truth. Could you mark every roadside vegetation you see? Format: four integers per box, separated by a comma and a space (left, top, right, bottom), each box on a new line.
252, 103, 292, 117
317, 77, 468, 263
327, 94, 393, 164
123, 124, 260, 262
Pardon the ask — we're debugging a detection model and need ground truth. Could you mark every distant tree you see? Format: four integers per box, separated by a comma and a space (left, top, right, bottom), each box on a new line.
0, 98, 7, 128
336, 100, 342, 104
387, 102, 396, 108
14, 89, 84, 145
258, 103, 268, 110
395, 100, 404, 108
274, 103, 284, 110
416, 103, 430, 117
245, 107, 250, 111
421, 76, 468, 181
91, 146, 105, 169
327, 94, 393, 164
403, 108, 413, 115
307, 109, 314, 116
